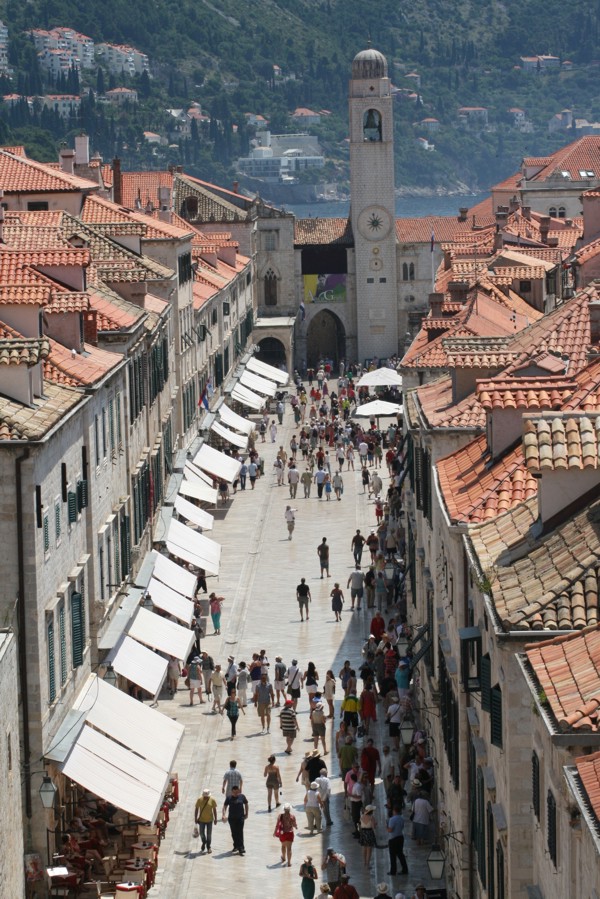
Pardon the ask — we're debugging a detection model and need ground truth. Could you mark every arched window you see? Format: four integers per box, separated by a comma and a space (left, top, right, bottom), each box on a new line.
363, 108, 382, 142
558, 206, 566, 218
264, 268, 278, 306
548, 206, 557, 217
406, 295, 415, 304
409, 262, 415, 281
402, 263, 409, 281
184, 196, 198, 217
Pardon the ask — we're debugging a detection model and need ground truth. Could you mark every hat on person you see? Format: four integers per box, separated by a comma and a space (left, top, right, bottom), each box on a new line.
377, 884, 391, 895
312, 748, 321, 756
305, 751, 313, 758
191, 656, 201, 663
341, 874, 351, 881
412, 779, 422, 787
285, 699, 294, 705
283, 802, 292, 811
365, 804, 376, 812
345, 735, 353, 744
310, 782, 319, 790
228, 655, 234, 661
398, 660, 408, 667
292, 658, 298, 665
320, 887, 330, 894
202, 788, 211, 796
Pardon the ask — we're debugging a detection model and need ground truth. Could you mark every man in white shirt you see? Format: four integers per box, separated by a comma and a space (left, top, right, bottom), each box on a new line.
314, 467, 327, 499
304, 782, 323, 834
316, 768, 333, 827
285, 505, 297, 540
288, 464, 300, 498
286, 659, 303, 709
347, 566, 365, 612
358, 440, 368, 464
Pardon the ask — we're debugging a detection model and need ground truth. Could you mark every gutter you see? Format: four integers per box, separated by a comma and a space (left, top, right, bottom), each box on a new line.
16, 447, 32, 818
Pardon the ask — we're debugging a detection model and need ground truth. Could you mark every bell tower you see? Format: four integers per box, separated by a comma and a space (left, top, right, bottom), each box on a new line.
349, 47, 398, 362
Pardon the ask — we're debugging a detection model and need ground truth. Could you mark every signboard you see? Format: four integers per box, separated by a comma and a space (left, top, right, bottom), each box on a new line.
303, 273, 347, 304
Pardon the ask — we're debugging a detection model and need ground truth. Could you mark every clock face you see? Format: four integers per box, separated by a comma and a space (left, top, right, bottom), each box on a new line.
357, 205, 392, 241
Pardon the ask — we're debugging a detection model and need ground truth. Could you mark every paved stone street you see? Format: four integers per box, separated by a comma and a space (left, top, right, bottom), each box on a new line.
150, 405, 435, 898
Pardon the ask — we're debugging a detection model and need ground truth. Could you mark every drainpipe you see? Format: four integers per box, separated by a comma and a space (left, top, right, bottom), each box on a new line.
16, 447, 32, 818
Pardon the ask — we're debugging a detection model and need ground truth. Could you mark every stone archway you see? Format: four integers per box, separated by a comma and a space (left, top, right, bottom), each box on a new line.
306, 309, 346, 369
256, 337, 287, 368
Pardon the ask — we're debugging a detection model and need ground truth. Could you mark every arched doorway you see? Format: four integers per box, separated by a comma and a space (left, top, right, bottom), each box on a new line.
257, 337, 287, 369
306, 309, 345, 369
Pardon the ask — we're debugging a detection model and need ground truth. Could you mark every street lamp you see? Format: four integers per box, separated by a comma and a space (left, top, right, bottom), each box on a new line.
400, 718, 414, 744
384, 560, 395, 582
39, 776, 57, 809
103, 664, 117, 687
427, 842, 446, 880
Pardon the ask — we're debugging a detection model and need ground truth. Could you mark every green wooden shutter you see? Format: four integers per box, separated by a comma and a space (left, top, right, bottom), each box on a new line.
490, 685, 503, 748
547, 790, 557, 865
55, 501, 61, 541
68, 491, 77, 523
116, 392, 122, 447
48, 619, 56, 703
43, 513, 50, 552
109, 398, 115, 455
71, 592, 84, 667
113, 520, 120, 582
120, 515, 131, 579
481, 654, 491, 712
77, 479, 88, 511
59, 604, 67, 684
415, 446, 425, 510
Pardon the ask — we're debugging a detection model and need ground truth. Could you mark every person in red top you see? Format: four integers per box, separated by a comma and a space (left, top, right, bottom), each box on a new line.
333, 873, 360, 898
370, 611, 386, 642
359, 683, 378, 736
384, 645, 398, 679
360, 738, 381, 785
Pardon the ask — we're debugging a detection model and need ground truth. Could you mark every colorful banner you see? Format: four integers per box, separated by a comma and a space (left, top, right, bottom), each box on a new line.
303, 273, 347, 303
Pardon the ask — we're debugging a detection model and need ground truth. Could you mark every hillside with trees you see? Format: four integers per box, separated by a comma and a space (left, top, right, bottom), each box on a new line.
1, 0, 600, 192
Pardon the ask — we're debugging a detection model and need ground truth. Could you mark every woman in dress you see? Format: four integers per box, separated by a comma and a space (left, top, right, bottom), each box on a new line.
330, 584, 344, 622
323, 670, 336, 719
299, 854, 318, 899
274, 802, 297, 866
208, 593, 224, 635
264, 754, 282, 812
359, 681, 378, 735
167, 656, 181, 695
359, 804, 377, 867
324, 472, 332, 500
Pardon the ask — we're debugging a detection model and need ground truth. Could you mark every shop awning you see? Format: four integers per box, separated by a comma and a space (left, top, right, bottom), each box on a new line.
178, 477, 217, 505
247, 356, 289, 385
97, 590, 140, 651
127, 606, 194, 661
192, 444, 242, 483
112, 635, 168, 697
174, 496, 214, 531
240, 369, 277, 397
184, 461, 214, 485
62, 724, 169, 824
152, 553, 197, 598
147, 576, 194, 623
211, 420, 248, 449
231, 384, 265, 410
167, 518, 221, 575
218, 403, 255, 434
77, 676, 184, 772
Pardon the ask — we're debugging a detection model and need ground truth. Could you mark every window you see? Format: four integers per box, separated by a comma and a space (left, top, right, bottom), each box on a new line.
519, 279, 532, 293
178, 251, 193, 285
491, 684, 503, 748
379, 277, 387, 283
476, 767, 486, 887
481, 654, 491, 712
548, 206, 557, 217
558, 206, 566, 218
27, 201, 48, 211
402, 263, 409, 281
367, 277, 374, 283
71, 591, 84, 668
532, 751, 540, 820
363, 108, 382, 141
440, 652, 460, 788
263, 230, 277, 251
496, 841, 505, 899
59, 603, 67, 686
116, 391, 123, 447
459, 627, 482, 691
47, 618, 56, 703
211, 307, 218, 326
108, 398, 115, 457
94, 414, 100, 466
547, 790, 557, 865
264, 269, 278, 306
409, 262, 415, 281
101, 407, 107, 458
185, 196, 198, 217
99, 538, 105, 601
487, 803, 495, 899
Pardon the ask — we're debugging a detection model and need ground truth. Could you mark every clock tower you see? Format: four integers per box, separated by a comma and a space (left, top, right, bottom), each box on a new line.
349, 47, 398, 362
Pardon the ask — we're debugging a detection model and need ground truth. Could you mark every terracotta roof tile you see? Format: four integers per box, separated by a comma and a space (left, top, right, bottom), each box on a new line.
525, 626, 600, 732
412, 377, 486, 430
294, 217, 353, 245
469, 495, 600, 631
0, 380, 82, 441
0, 321, 50, 365
525, 136, 600, 183
88, 287, 145, 332
477, 377, 576, 411
575, 751, 600, 822
523, 412, 600, 471
44, 337, 121, 386
0, 148, 98, 192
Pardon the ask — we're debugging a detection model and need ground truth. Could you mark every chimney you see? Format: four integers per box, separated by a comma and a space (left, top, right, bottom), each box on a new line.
508, 197, 519, 213
521, 205, 531, 220
74, 134, 90, 166
83, 310, 98, 346
158, 185, 171, 223
495, 210, 509, 228
59, 147, 75, 175
233, 180, 239, 194
539, 215, 550, 243
113, 157, 122, 205
493, 225, 504, 251
590, 300, 600, 345
429, 292, 444, 317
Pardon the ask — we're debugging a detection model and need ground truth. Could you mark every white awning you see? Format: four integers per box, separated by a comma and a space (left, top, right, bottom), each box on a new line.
178, 477, 217, 505
240, 369, 277, 397
357, 368, 403, 388
174, 496, 214, 531
152, 553, 197, 598
167, 518, 221, 574
192, 443, 242, 483
218, 403, 255, 434
128, 606, 195, 661
247, 356, 289, 385
184, 461, 215, 485
76, 676, 184, 772
231, 384, 265, 410
148, 576, 194, 623
112, 635, 168, 697
62, 725, 169, 824
211, 420, 248, 449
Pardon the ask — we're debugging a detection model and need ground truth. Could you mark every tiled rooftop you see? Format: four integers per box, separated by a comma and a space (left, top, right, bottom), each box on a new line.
412, 376, 486, 430
524, 625, 600, 731
88, 287, 146, 332
294, 217, 353, 246
526, 135, 600, 183
477, 377, 576, 411
469, 494, 600, 631
0, 321, 50, 366
575, 751, 600, 823
0, 380, 82, 440
0, 148, 98, 193
44, 338, 121, 386
523, 412, 600, 471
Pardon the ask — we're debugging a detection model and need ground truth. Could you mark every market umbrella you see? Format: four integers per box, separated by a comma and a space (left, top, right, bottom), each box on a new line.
356, 368, 403, 388
353, 399, 403, 418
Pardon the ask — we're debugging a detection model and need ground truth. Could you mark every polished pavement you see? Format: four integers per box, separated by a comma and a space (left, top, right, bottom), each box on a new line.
149, 406, 436, 898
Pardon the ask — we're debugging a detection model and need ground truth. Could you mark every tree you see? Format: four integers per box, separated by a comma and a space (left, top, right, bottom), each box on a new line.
96, 67, 105, 95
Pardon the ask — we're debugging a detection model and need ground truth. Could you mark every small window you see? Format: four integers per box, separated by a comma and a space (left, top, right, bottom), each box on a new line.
27, 201, 48, 211
409, 262, 415, 281
496, 841, 505, 899
519, 279, 532, 293
71, 591, 84, 668
54, 499, 61, 545
379, 277, 387, 283
548, 206, 557, 217
47, 618, 56, 703
363, 108, 382, 141
490, 684, 503, 748
558, 206, 566, 218
263, 230, 277, 252
211, 307, 218, 326
264, 269, 278, 306
367, 277, 374, 283
547, 790, 557, 865
59, 603, 67, 685
402, 262, 409, 281
481, 654, 491, 711
532, 751, 540, 820
185, 196, 198, 216
459, 626, 482, 692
